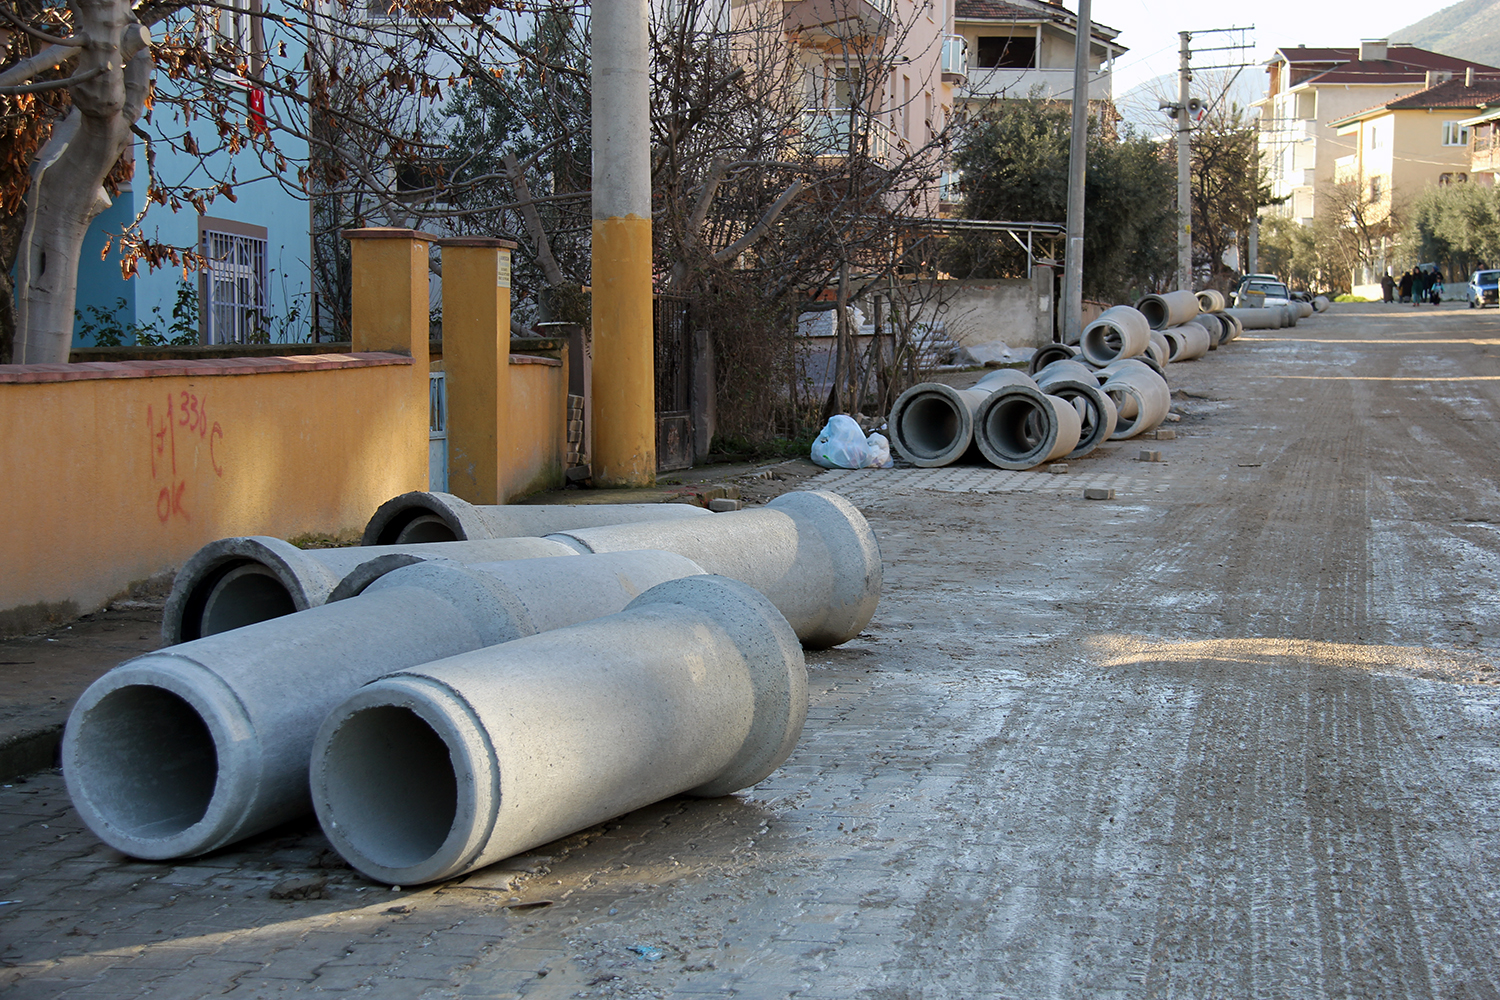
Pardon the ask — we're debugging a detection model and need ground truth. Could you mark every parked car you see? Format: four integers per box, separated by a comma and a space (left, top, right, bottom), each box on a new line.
1468, 269, 1500, 308
1234, 279, 1292, 309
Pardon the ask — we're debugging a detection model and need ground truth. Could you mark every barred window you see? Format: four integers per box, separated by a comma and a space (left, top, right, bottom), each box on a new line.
199, 219, 268, 344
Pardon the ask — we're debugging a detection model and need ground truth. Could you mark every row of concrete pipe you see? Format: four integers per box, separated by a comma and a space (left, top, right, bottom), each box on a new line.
889, 288, 1328, 470
64, 491, 882, 886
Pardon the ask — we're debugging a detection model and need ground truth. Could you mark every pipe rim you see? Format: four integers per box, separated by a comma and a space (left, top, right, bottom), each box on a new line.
887, 382, 974, 467
63, 657, 256, 859
1028, 343, 1077, 375
362, 492, 479, 546
1040, 380, 1117, 458
974, 387, 1057, 469
766, 491, 883, 648
162, 537, 328, 645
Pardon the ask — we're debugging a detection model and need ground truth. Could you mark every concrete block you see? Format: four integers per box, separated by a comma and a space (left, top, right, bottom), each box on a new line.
1138, 450, 1162, 462
1084, 488, 1116, 500
1154, 428, 1177, 440
1048, 464, 1069, 475
708, 498, 744, 512
310, 576, 807, 886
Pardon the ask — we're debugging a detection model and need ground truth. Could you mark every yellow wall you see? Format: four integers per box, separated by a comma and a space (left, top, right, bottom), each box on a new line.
1339, 108, 1478, 222
503, 355, 568, 500
0, 355, 426, 631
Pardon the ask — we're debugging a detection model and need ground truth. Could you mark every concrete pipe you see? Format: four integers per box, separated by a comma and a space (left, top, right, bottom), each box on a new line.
363, 493, 711, 546
970, 371, 1082, 470
1028, 342, 1079, 375
888, 369, 1015, 467
1195, 289, 1227, 313
310, 575, 806, 887
1136, 290, 1201, 330
64, 550, 709, 860
1223, 307, 1284, 330
1147, 329, 1171, 365
1217, 312, 1243, 344
162, 535, 578, 644
1098, 362, 1171, 439
545, 490, 879, 649
1079, 305, 1151, 367
1295, 300, 1315, 319
1162, 321, 1211, 363
1033, 361, 1118, 459
1313, 295, 1330, 312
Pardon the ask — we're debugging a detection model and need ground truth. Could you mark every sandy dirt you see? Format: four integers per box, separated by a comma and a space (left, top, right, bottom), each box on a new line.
3, 300, 1500, 998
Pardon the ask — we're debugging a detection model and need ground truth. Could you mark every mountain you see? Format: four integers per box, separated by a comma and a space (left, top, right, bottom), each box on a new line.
1114, 70, 1263, 139
1391, 0, 1500, 67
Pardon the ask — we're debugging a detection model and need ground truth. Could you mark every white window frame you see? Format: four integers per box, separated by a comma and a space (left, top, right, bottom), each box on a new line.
1442, 121, 1471, 147
199, 217, 269, 345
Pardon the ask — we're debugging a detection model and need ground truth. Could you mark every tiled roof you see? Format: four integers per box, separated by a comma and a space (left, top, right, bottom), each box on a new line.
1330, 77, 1500, 126
954, 0, 1049, 18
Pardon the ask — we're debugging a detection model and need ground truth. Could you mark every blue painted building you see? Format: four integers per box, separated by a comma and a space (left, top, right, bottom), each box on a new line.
74, 1, 313, 347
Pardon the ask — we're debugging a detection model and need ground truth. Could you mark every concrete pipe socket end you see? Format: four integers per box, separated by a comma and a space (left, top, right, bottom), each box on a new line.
162, 536, 339, 645
887, 382, 975, 467
1079, 306, 1151, 367
1101, 368, 1171, 439
1195, 289, 1227, 313
1032, 378, 1117, 459
1028, 342, 1079, 375
363, 492, 486, 545
974, 386, 1081, 470
310, 575, 807, 887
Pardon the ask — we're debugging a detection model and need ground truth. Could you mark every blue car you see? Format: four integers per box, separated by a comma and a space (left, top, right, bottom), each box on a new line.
1468, 270, 1500, 308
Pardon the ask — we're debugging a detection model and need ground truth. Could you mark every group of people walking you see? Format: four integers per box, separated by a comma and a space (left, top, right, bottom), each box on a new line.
1382, 269, 1443, 305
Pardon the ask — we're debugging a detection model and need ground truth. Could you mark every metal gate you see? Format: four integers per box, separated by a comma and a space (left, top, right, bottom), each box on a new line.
429, 371, 448, 491
654, 294, 693, 472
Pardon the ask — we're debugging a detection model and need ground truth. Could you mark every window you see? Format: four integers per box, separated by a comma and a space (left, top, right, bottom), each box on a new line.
199, 218, 268, 344
1443, 121, 1471, 146
1367, 124, 1382, 150
975, 36, 1036, 69
1370, 175, 1385, 201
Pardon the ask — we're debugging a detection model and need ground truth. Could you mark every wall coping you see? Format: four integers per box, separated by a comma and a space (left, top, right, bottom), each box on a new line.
509, 355, 563, 367
0, 352, 413, 384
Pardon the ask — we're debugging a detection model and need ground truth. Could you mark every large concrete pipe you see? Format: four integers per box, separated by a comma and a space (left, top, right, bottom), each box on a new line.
1192, 312, 1224, 350
309, 575, 806, 886
1223, 307, 1284, 330
64, 550, 711, 860
162, 535, 579, 644
1195, 289, 1226, 313
1079, 305, 1151, 367
1136, 290, 1200, 330
1222, 312, 1243, 342
1280, 303, 1299, 327
1033, 360, 1118, 458
1313, 295, 1330, 312
1029, 342, 1079, 375
1162, 321, 1211, 362
1098, 360, 1171, 439
970, 370, 1082, 470
888, 369, 1014, 467
363, 493, 710, 546
544, 490, 880, 649
1294, 300, 1314, 319
1147, 329, 1171, 366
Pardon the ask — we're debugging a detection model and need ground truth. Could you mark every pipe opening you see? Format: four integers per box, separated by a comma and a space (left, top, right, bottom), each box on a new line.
1056, 390, 1103, 438
983, 397, 1049, 458
321, 706, 458, 871
199, 563, 296, 637
897, 394, 962, 460
394, 514, 460, 545
1083, 325, 1123, 360
71, 685, 219, 839
1109, 389, 1142, 431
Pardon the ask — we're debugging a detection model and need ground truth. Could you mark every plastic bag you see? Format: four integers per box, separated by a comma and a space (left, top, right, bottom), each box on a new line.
810, 415, 871, 469
865, 432, 894, 469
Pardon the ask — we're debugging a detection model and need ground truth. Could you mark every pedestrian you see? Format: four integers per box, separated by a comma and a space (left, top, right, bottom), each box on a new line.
1382, 271, 1396, 303
1430, 268, 1443, 305
1399, 270, 1413, 303
1412, 268, 1426, 306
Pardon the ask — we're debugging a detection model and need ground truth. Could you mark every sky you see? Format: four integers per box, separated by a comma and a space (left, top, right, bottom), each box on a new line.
1097, 0, 1442, 97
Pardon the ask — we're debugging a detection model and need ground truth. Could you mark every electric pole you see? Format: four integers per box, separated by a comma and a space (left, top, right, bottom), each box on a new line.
1177, 30, 1193, 292
1061, 0, 1091, 343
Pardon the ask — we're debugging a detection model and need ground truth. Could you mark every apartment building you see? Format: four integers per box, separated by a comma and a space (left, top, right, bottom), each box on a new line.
950, 0, 1123, 110
1254, 39, 1495, 225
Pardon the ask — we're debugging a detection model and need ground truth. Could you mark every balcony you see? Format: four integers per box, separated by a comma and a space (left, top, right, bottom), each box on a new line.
797, 108, 893, 162
963, 66, 1112, 102
941, 35, 968, 84
782, 0, 895, 39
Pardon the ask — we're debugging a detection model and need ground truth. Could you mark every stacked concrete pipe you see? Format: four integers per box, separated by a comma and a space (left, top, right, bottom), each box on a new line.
1146, 330, 1171, 368
1032, 360, 1118, 458
887, 369, 1016, 467
1098, 359, 1171, 439
1195, 289, 1227, 313
64, 550, 712, 859
363, 493, 711, 545
1079, 305, 1151, 367
1192, 313, 1225, 350
161, 535, 580, 644
1294, 300, 1315, 319
543, 491, 881, 649
970, 370, 1082, 469
1162, 320, 1212, 362
1313, 295, 1331, 312
1029, 342, 1080, 375
310, 575, 807, 886
1136, 290, 1201, 330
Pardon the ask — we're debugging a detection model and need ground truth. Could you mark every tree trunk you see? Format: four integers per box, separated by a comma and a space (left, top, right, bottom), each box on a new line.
13, 0, 150, 363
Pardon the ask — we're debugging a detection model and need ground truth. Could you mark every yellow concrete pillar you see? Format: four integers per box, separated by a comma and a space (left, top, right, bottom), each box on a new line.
439, 238, 516, 505
591, 218, 655, 486
343, 227, 435, 489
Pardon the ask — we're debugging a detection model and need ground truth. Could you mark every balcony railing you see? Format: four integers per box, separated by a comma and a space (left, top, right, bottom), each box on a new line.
963, 66, 1112, 102
797, 108, 892, 162
782, 0, 895, 37
941, 35, 968, 82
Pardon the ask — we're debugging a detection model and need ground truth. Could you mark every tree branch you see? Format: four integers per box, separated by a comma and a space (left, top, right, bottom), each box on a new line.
0, 42, 79, 88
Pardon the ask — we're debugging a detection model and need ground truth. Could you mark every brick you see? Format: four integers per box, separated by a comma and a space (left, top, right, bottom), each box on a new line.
1084, 487, 1116, 500
1153, 428, 1177, 440
1137, 450, 1162, 462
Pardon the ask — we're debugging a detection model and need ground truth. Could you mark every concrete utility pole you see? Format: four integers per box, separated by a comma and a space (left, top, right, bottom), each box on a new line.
1176, 30, 1193, 292
591, 0, 656, 486
1061, 0, 1092, 343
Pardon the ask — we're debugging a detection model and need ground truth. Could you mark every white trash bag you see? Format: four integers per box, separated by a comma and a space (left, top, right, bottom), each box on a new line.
865, 432, 894, 469
810, 415, 871, 469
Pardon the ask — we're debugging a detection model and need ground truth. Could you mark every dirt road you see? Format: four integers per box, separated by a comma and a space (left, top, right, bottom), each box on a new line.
3, 300, 1499, 998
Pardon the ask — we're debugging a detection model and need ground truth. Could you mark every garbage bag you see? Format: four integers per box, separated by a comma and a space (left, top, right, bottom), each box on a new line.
810, 415, 871, 469
865, 432, 894, 469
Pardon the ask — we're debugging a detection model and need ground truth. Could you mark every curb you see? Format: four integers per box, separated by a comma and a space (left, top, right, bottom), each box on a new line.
0, 724, 62, 782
